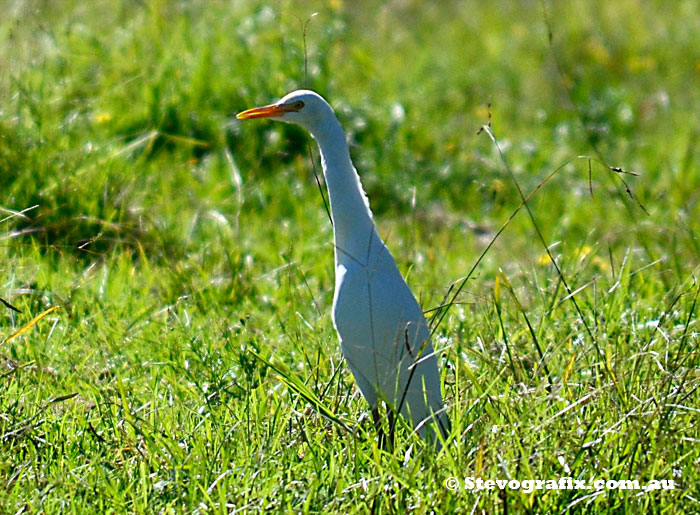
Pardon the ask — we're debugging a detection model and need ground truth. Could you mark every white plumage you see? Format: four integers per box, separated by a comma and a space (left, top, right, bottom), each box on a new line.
237, 90, 449, 445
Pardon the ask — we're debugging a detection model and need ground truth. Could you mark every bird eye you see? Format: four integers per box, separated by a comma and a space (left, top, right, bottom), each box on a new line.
294, 100, 305, 110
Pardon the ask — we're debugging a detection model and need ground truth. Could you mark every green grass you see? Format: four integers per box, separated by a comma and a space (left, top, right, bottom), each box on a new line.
1, 0, 699, 512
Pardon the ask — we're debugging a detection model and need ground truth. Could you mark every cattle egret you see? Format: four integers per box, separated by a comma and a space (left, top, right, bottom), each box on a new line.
237, 90, 449, 446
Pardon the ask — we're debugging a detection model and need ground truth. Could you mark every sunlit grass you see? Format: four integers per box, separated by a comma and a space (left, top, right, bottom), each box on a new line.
1, 0, 698, 512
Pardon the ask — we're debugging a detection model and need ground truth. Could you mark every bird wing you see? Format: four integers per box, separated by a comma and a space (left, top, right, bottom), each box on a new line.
332, 240, 446, 437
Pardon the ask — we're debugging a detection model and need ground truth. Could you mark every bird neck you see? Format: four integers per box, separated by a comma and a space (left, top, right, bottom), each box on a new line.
310, 117, 379, 266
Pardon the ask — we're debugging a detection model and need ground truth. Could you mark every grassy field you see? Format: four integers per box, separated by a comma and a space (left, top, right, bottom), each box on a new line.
1, 0, 699, 512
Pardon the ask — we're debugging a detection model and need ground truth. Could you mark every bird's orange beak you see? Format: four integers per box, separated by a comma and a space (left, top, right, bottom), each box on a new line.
236, 103, 294, 120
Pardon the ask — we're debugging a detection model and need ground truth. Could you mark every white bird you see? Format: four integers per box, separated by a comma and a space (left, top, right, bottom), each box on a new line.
237, 90, 449, 446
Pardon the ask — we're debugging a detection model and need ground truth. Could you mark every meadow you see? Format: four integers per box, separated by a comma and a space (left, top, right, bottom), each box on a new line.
1, 0, 699, 512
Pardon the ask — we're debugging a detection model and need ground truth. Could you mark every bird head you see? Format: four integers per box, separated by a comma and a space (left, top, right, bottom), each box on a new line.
236, 90, 334, 133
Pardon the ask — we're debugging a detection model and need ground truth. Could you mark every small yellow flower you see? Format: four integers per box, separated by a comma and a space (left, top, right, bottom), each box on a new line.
537, 253, 553, 266
95, 113, 112, 124
591, 256, 610, 272
490, 178, 506, 195
574, 245, 593, 261
576, 246, 611, 272
329, 0, 343, 10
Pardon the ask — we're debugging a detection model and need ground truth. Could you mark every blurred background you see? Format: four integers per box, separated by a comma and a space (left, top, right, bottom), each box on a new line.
1, 0, 698, 267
